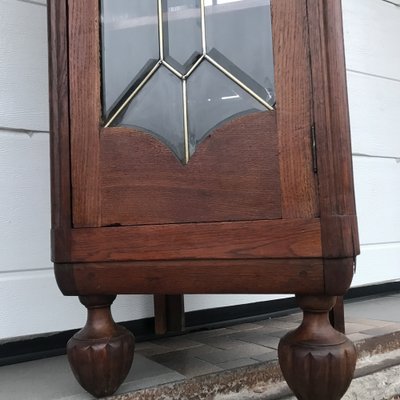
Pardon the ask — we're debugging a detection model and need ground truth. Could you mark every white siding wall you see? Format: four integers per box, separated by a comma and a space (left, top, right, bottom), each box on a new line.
0, 0, 398, 340
343, 0, 400, 286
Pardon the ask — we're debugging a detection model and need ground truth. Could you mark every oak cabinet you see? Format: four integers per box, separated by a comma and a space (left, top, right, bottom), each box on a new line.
48, 0, 359, 398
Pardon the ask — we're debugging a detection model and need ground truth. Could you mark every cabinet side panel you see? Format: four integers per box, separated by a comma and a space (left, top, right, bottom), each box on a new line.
272, 0, 319, 218
69, 0, 101, 227
48, 0, 72, 259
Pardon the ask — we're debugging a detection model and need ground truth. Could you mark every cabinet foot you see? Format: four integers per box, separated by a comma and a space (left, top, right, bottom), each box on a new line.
278, 296, 356, 400
67, 295, 135, 398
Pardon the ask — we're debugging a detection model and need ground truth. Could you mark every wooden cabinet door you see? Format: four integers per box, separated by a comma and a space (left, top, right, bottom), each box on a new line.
66, 0, 321, 262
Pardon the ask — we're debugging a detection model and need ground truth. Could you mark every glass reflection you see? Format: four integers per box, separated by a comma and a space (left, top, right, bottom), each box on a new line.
187, 61, 265, 155
117, 67, 185, 161
101, 0, 275, 163
101, 0, 159, 118
205, 0, 275, 105
163, 0, 202, 74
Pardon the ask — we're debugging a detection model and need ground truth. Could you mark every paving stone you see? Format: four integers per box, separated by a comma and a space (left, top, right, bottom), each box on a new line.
135, 342, 174, 357
347, 332, 372, 342
256, 319, 299, 331
345, 296, 400, 322
150, 351, 222, 378
195, 342, 271, 364
346, 318, 394, 327
345, 322, 378, 334
150, 336, 203, 351
216, 358, 259, 371
251, 350, 278, 363
226, 323, 264, 331
193, 335, 250, 350
267, 330, 290, 339
228, 330, 281, 349
185, 327, 233, 340
360, 324, 400, 337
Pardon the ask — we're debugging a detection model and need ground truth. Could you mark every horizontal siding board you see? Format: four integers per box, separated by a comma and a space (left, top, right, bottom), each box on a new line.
342, 0, 400, 81
0, 0, 49, 132
0, 132, 52, 272
0, 270, 154, 339
352, 243, 400, 287
347, 71, 400, 158
353, 156, 400, 245
185, 294, 290, 313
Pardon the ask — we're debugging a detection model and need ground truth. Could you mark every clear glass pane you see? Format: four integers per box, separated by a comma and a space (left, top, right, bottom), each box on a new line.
101, 0, 159, 118
163, 0, 202, 74
116, 66, 185, 162
205, 0, 275, 106
187, 60, 265, 155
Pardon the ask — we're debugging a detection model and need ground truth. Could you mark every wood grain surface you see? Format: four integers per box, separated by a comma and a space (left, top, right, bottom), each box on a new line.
101, 112, 281, 226
62, 218, 322, 263
272, 0, 319, 219
55, 258, 324, 295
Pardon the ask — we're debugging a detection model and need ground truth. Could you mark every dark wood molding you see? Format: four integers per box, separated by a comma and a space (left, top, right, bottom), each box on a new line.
56, 218, 322, 263
272, 0, 319, 219
68, 0, 101, 227
54, 259, 324, 295
47, 0, 72, 258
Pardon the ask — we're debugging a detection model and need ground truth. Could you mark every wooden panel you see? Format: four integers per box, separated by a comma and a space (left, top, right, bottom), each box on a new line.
271, 0, 319, 218
308, 0, 359, 259
48, 0, 72, 260
100, 112, 281, 225
69, 0, 101, 227
59, 218, 322, 263
55, 259, 325, 295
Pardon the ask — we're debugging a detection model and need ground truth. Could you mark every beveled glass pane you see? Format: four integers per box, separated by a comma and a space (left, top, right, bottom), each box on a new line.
101, 0, 159, 118
205, 0, 275, 106
116, 66, 185, 162
163, 0, 202, 74
187, 60, 265, 155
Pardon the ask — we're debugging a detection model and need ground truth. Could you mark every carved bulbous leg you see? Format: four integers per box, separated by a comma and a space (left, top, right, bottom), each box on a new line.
278, 296, 356, 400
67, 295, 135, 398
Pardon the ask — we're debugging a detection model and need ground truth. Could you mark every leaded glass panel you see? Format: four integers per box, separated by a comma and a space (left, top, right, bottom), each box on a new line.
101, 0, 275, 164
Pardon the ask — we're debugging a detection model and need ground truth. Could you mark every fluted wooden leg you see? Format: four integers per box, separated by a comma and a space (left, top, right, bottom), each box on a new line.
67, 295, 135, 398
278, 295, 356, 400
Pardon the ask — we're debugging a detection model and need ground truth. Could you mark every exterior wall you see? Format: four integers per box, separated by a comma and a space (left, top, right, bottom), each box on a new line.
0, 0, 399, 340
343, 0, 400, 286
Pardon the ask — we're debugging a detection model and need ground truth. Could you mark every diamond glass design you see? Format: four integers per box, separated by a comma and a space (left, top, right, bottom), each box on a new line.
102, 0, 275, 164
